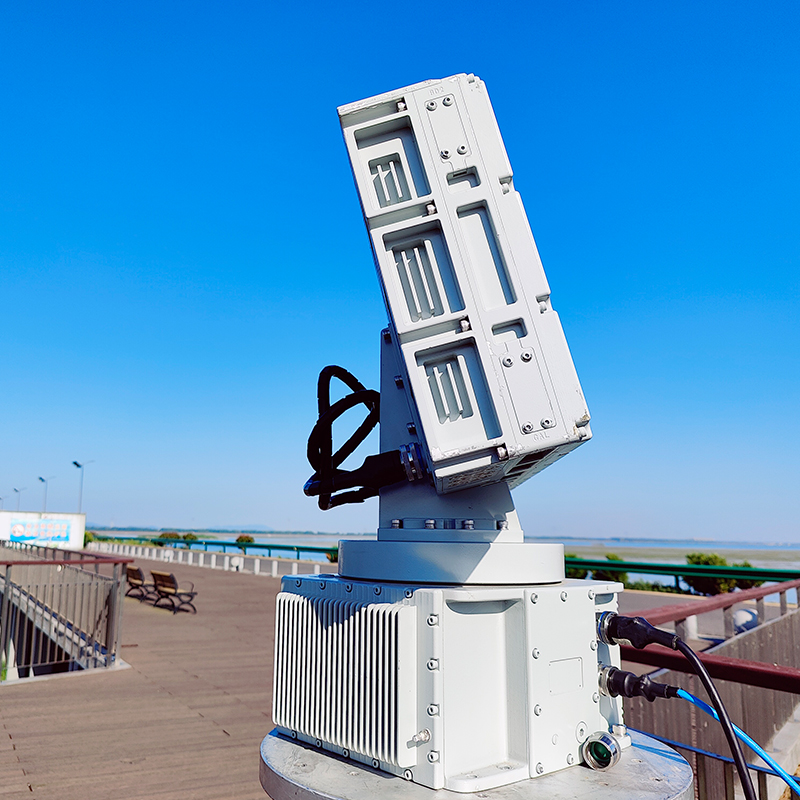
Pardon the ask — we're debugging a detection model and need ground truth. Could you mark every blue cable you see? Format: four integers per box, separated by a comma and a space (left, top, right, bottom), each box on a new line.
678, 688, 800, 796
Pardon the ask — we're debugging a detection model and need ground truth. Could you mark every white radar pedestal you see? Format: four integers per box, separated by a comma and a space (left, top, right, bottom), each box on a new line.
260, 730, 693, 800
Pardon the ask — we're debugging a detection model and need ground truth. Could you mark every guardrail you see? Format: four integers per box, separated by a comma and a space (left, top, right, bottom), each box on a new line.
91, 535, 338, 561
566, 556, 800, 584
0, 542, 131, 682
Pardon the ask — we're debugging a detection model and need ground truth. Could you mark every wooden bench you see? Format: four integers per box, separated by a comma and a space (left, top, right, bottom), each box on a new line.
125, 565, 155, 601
150, 570, 197, 614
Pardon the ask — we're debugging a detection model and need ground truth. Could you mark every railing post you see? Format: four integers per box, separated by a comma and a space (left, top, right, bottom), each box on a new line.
106, 562, 123, 665
253, 559, 260, 576
0, 566, 12, 682
756, 769, 767, 799
780, 591, 788, 616
723, 761, 735, 800
272, 560, 278, 578
723, 605, 735, 639
695, 752, 707, 800
756, 597, 765, 625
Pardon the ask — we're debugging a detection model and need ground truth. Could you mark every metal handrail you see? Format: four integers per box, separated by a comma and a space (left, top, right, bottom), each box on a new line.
566, 556, 800, 582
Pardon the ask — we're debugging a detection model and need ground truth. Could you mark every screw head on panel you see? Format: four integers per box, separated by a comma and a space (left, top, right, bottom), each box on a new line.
533, 704, 542, 716
403, 770, 413, 781
319, 581, 326, 589
374, 586, 382, 595
592, 692, 600, 703
295, 579, 301, 587
427, 704, 439, 716
530, 592, 538, 604
427, 658, 439, 670
590, 640, 597, 651
342, 748, 350, 758
345, 583, 352, 592
440, 149, 451, 159
521, 422, 534, 434
427, 751, 440, 763
291, 730, 297, 739
457, 144, 467, 154
315, 739, 322, 748
521, 350, 533, 362
442, 96, 453, 106
560, 591, 568, 602
535, 763, 544, 775
501, 355, 514, 367
426, 100, 437, 110
566, 754, 575, 765
404, 588, 413, 598
588, 589, 595, 599
427, 614, 439, 626
541, 418, 556, 429
532, 648, 540, 659
372, 758, 380, 768
576, 722, 588, 741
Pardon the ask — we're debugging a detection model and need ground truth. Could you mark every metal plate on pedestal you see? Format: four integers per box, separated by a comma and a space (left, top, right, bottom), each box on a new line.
260, 730, 693, 800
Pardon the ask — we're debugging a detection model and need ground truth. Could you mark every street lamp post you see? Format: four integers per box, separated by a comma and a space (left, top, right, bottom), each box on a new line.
72, 461, 94, 514
0, 496, 7, 510
12, 487, 27, 511
38, 476, 56, 512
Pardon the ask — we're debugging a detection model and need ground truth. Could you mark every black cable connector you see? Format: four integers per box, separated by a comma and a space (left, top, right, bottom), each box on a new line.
599, 665, 679, 703
597, 611, 679, 650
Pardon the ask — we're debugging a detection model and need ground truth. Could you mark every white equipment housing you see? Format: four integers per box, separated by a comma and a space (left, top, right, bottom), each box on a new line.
271, 74, 630, 793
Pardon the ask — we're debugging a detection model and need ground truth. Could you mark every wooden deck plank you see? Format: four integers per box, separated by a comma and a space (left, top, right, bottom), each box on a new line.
0, 564, 280, 799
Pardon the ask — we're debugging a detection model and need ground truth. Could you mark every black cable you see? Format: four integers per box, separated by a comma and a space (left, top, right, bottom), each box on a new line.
599, 613, 757, 800
304, 365, 416, 510
676, 639, 757, 800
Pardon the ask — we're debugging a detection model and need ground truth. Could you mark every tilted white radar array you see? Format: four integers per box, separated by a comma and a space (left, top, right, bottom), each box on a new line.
271, 74, 628, 792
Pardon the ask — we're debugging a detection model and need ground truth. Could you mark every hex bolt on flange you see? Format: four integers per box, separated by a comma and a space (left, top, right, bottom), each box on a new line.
521, 421, 534, 434
541, 417, 556, 428
457, 145, 467, 154
442, 96, 453, 106
440, 149, 451, 159
501, 355, 514, 367
426, 100, 437, 110
521, 350, 533, 362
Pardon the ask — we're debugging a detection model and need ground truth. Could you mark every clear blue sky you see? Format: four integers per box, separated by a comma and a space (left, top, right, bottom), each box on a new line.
2, 2, 798, 541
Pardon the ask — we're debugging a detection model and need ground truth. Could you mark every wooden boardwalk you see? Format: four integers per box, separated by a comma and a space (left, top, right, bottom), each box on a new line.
0, 562, 282, 800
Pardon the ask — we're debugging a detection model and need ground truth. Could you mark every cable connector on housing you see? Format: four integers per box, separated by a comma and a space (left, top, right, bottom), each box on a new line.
599, 665, 679, 703
597, 611, 679, 650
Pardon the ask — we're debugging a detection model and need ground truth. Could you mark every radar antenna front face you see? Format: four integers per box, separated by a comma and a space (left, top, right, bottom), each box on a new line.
338, 73, 591, 496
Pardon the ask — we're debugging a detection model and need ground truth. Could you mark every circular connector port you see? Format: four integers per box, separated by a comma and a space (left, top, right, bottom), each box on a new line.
581, 732, 621, 771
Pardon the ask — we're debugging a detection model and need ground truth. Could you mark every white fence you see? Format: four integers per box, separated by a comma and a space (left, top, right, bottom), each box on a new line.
88, 541, 323, 577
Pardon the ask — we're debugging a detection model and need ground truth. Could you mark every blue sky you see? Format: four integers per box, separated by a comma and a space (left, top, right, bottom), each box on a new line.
1, 2, 798, 541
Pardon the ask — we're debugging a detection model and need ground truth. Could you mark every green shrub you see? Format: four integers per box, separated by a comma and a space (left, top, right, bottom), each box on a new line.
182, 532, 198, 548
564, 553, 588, 579
157, 532, 181, 547
326, 549, 339, 564
83, 530, 95, 547
625, 580, 690, 594
684, 553, 737, 595
592, 553, 628, 585
731, 560, 764, 591
236, 534, 255, 552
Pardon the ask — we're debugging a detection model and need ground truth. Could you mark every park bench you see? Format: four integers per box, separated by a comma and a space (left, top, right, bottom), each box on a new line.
125, 565, 155, 601
150, 570, 197, 614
